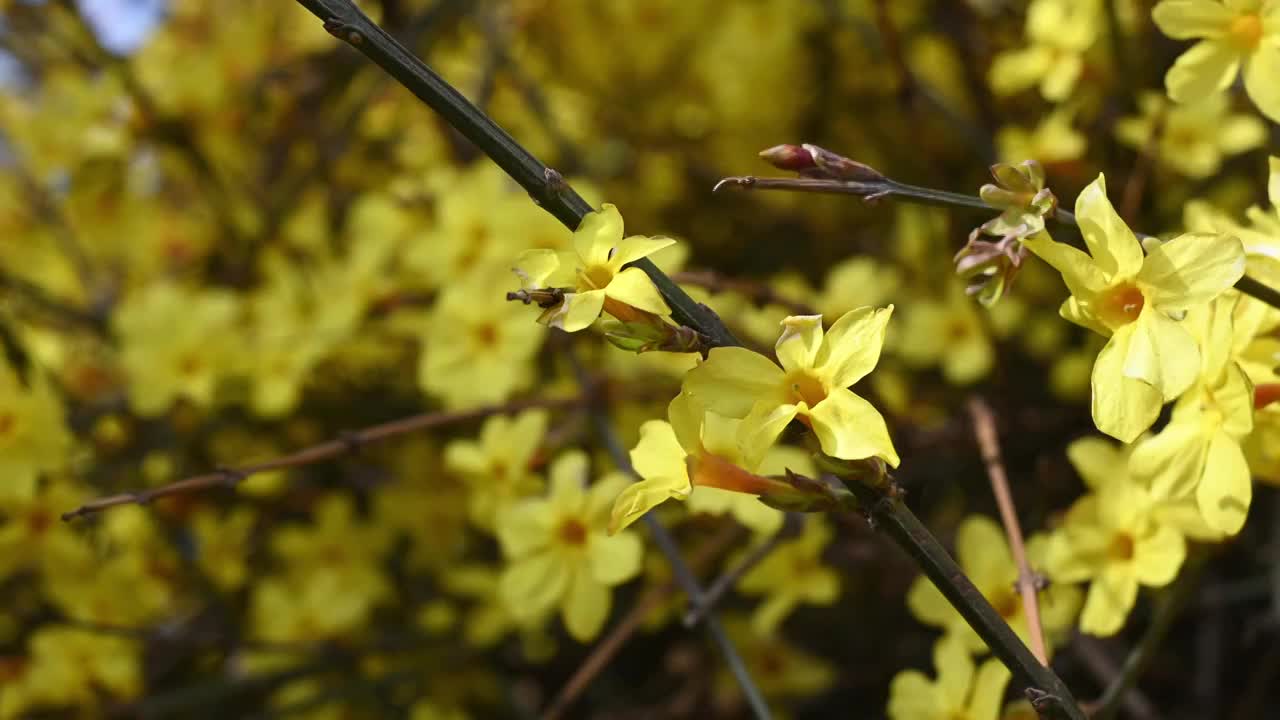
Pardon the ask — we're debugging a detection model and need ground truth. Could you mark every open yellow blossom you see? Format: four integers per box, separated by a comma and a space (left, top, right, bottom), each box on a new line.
738, 518, 840, 635
497, 451, 643, 642
907, 515, 1081, 655
610, 393, 792, 535
1130, 297, 1255, 535
1024, 174, 1245, 441
887, 635, 1011, 720
445, 408, 548, 529
1047, 438, 1189, 636
987, 0, 1099, 101
514, 203, 673, 332
1115, 91, 1266, 179
683, 307, 900, 465
1152, 0, 1280, 122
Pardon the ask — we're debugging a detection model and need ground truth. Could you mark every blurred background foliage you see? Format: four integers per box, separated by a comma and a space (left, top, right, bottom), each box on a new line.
0, 0, 1278, 718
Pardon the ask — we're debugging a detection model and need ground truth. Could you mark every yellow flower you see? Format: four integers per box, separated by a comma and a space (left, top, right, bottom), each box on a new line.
1152, 0, 1280, 122
1130, 297, 1255, 535
907, 515, 1081, 655
996, 107, 1087, 165
445, 408, 548, 530
610, 394, 792, 535
988, 0, 1099, 101
1115, 91, 1266, 179
12, 627, 141, 713
738, 518, 840, 635
191, 507, 257, 592
683, 307, 900, 465
0, 366, 72, 499
1047, 438, 1189, 636
896, 282, 994, 386
497, 451, 643, 642
514, 203, 673, 332
716, 614, 836, 704
686, 444, 814, 536
1024, 174, 1245, 441
887, 635, 1011, 720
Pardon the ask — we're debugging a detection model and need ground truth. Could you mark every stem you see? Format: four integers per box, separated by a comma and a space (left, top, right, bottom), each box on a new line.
839, 477, 1086, 720
1091, 552, 1207, 720
716, 172, 1280, 311
292, 0, 738, 348
968, 397, 1049, 666
62, 394, 584, 521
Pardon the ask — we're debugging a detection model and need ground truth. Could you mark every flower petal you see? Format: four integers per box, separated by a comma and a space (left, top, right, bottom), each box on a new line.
738, 401, 800, 469
1165, 39, 1242, 104
609, 234, 676, 269
808, 389, 900, 466
1129, 418, 1208, 499
956, 515, 1015, 592
775, 314, 825, 374
816, 305, 894, 388
1244, 40, 1280, 123
1138, 232, 1245, 310
604, 266, 670, 316
1074, 175, 1145, 280
1092, 325, 1164, 442
496, 502, 553, 558
500, 551, 569, 621
1197, 429, 1252, 535
683, 347, 784, 418
553, 290, 607, 332
562, 568, 610, 641
609, 479, 686, 534
1131, 525, 1187, 586
631, 419, 692, 486
1123, 305, 1200, 401
1066, 436, 1127, 490
513, 249, 563, 288
888, 670, 943, 720
588, 529, 643, 584
968, 659, 1013, 720
933, 636, 974, 711
1023, 235, 1109, 299
1079, 567, 1138, 636
1152, 0, 1234, 39
574, 204, 624, 267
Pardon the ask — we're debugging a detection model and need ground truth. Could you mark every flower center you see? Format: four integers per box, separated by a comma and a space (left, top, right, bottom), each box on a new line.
993, 588, 1020, 619
580, 265, 614, 290
0, 412, 15, 438
1229, 13, 1264, 49
473, 322, 499, 347
784, 369, 827, 408
1098, 283, 1145, 328
557, 518, 589, 546
1108, 532, 1135, 562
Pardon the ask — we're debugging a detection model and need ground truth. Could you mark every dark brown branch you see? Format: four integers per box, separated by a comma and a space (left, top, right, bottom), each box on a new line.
61, 394, 584, 521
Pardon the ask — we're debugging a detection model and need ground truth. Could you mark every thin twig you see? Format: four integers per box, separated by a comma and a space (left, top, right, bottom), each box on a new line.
542, 522, 743, 720
61, 394, 584, 521
715, 168, 1280, 312
683, 513, 804, 628
1070, 634, 1159, 720
1090, 551, 1208, 720
968, 397, 1048, 666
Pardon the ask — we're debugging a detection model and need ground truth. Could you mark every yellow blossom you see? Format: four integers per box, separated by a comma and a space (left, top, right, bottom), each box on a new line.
9, 627, 141, 715
1130, 297, 1255, 534
907, 515, 1081, 655
683, 307, 900, 465
514, 203, 673, 331
1046, 438, 1189, 636
738, 518, 840, 635
610, 393, 793, 535
988, 0, 1099, 102
445, 408, 548, 530
996, 107, 1087, 165
896, 282, 994, 385
887, 635, 1011, 720
1152, 0, 1280, 122
497, 451, 642, 642
1115, 92, 1266, 179
190, 507, 257, 591
0, 366, 72, 500
1024, 174, 1245, 441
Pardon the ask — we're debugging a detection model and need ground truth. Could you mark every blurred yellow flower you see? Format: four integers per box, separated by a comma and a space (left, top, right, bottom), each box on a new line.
0, 366, 72, 499
887, 635, 1011, 720
445, 408, 549, 530
988, 0, 1099, 101
1153, 0, 1280, 122
1024, 174, 1245, 441
497, 451, 642, 641
896, 282, 993, 386
1115, 92, 1266, 179
739, 518, 840, 635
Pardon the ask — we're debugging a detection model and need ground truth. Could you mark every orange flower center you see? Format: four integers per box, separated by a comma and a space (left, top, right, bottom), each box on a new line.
557, 518, 589, 546
1229, 13, 1264, 49
0, 412, 15, 438
1098, 283, 1145, 328
784, 369, 827, 408
1108, 532, 1135, 562
993, 588, 1020, 619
